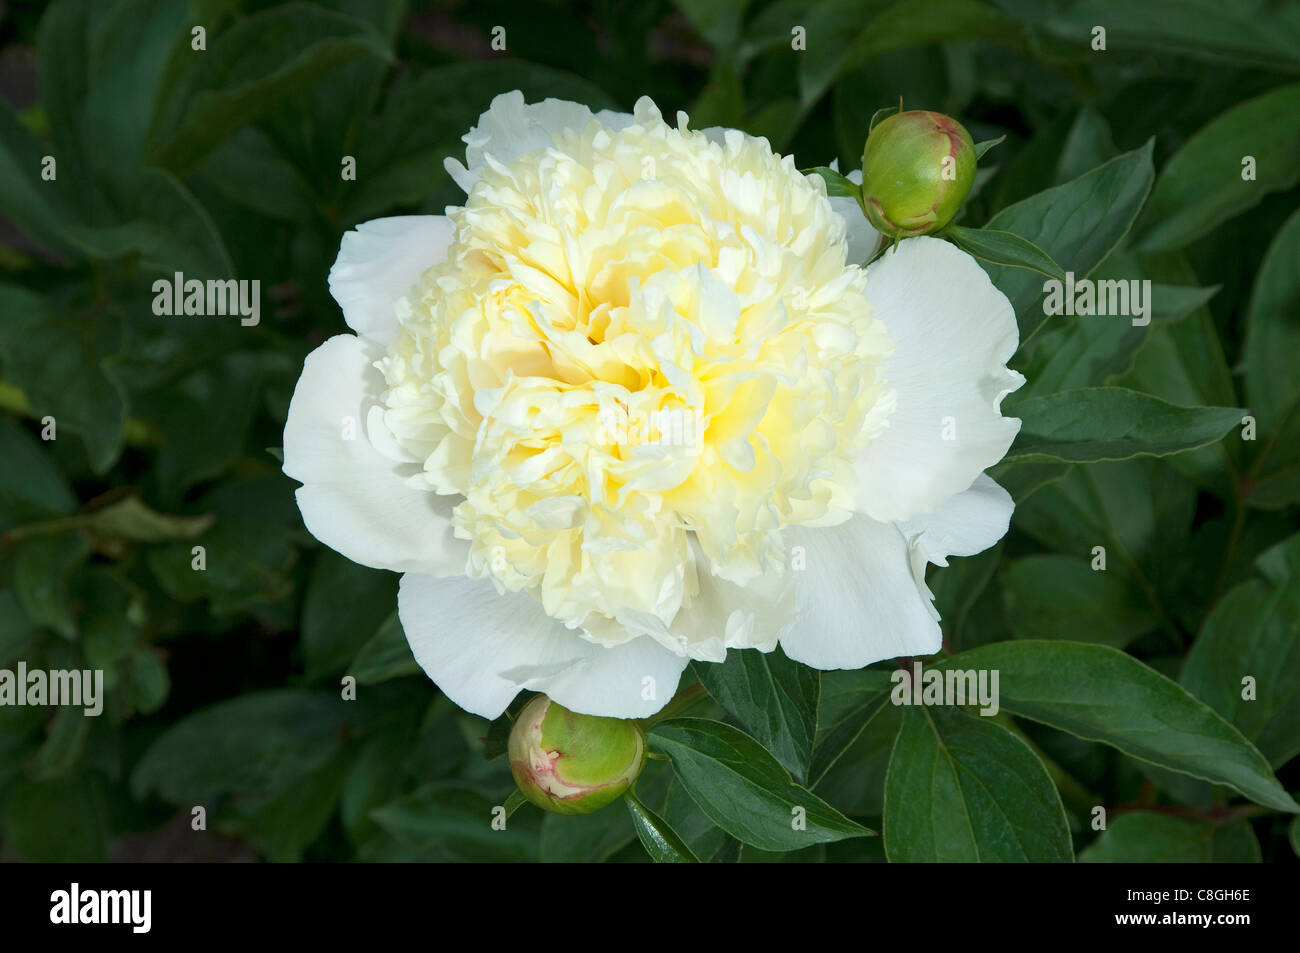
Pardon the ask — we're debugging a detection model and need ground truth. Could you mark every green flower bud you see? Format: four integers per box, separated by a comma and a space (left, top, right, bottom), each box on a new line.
859, 110, 976, 238
508, 694, 647, 815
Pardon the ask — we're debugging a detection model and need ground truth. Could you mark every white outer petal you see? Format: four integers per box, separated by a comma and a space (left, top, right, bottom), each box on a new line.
399, 573, 687, 719
780, 515, 941, 670
900, 474, 1013, 568
327, 215, 455, 345
283, 334, 468, 576
444, 90, 634, 194
855, 236, 1024, 523
826, 166, 880, 265
899, 474, 1014, 621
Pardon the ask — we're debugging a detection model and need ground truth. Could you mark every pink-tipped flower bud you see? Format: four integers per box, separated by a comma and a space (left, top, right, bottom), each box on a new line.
859, 110, 976, 238
507, 694, 647, 815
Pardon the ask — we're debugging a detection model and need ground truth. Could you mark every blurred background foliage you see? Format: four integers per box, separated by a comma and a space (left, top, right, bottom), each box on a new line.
0, 0, 1297, 862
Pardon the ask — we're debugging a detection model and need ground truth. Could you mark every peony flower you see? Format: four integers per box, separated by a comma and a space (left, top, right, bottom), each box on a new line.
283, 92, 1023, 720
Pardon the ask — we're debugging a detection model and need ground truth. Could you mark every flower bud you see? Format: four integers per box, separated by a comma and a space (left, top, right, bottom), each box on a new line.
507, 694, 647, 815
859, 110, 976, 238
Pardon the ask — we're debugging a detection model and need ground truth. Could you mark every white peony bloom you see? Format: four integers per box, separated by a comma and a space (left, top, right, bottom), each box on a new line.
283, 92, 1024, 720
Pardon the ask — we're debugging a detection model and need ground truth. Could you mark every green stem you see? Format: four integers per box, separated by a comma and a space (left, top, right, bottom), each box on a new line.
641, 682, 709, 728
0, 515, 86, 547
503, 789, 527, 818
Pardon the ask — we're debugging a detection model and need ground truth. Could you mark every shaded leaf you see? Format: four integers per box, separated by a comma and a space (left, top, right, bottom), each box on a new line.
692, 645, 820, 781
649, 718, 872, 852
626, 794, 700, 862
1006, 387, 1243, 464
884, 707, 1073, 862
1081, 813, 1260, 862
936, 642, 1298, 812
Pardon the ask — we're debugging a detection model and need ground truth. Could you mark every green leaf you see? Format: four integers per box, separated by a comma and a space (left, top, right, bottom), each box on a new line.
0, 417, 76, 529
1009, 459, 1195, 616
1053, 105, 1117, 185
1182, 577, 1300, 768
670, 0, 750, 49
980, 141, 1155, 345
142, 351, 281, 496
369, 783, 540, 862
80, 567, 139, 672
692, 645, 820, 781
973, 134, 1006, 159
868, 102, 902, 133
349, 612, 420, 685
1291, 815, 1300, 858
930, 544, 1005, 644
345, 60, 618, 222
13, 531, 89, 640
0, 286, 128, 473
662, 777, 731, 860
813, 704, 901, 820
0, 98, 78, 254
809, 669, 894, 787
1137, 84, 1300, 252
1005, 387, 1244, 464
35, 0, 97, 215
935, 642, 1298, 812
1001, 555, 1157, 647
131, 690, 350, 803
153, 3, 392, 174
1242, 204, 1300, 431
128, 648, 171, 715
32, 706, 92, 781
943, 224, 1066, 279
1044, 0, 1300, 73
539, 807, 636, 862
649, 718, 872, 851
884, 707, 1073, 862
1081, 813, 1261, 863
195, 127, 319, 223
65, 167, 235, 279
301, 552, 399, 682
802, 166, 861, 199
1, 775, 108, 862
626, 793, 701, 862
1017, 312, 1191, 405
339, 715, 418, 844
987, 461, 1071, 504
82, 494, 214, 542
1014, 260, 1219, 402
831, 52, 945, 165
798, 0, 1014, 108
145, 476, 300, 614
742, 97, 802, 149
1243, 414, 1300, 509
1116, 252, 1240, 496
83, 0, 190, 189
244, 749, 355, 862
0, 590, 41, 668
1257, 532, 1300, 587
